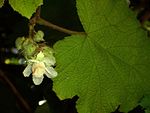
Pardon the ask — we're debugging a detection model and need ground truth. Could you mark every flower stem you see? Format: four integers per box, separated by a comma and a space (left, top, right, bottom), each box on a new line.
37, 17, 87, 36
29, 6, 87, 36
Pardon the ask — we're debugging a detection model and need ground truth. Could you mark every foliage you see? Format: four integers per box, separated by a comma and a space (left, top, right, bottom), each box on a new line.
53, 0, 150, 113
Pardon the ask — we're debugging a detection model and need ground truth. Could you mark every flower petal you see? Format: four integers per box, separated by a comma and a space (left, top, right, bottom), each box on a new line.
32, 62, 45, 78
32, 76, 44, 85
45, 66, 57, 78
23, 64, 32, 77
43, 56, 56, 66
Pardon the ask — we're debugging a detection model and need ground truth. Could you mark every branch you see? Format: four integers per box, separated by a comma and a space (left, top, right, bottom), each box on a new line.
0, 70, 32, 113
37, 17, 87, 36
28, 6, 41, 38
30, 6, 87, 36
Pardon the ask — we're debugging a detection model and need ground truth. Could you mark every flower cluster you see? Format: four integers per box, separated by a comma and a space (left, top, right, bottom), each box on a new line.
16, 30, 57, 85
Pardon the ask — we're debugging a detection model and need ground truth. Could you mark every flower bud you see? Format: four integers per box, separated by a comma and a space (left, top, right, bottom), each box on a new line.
15, 37, 25, 50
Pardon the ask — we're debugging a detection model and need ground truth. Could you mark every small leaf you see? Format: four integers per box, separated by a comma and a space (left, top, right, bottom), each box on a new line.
9, 0, 43, 19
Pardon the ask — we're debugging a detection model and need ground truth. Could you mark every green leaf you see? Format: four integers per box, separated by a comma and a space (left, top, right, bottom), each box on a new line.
53, 0, 150, 113
0, 0, 4, 7
9, 0, 43, 19
139, 95, 150, 113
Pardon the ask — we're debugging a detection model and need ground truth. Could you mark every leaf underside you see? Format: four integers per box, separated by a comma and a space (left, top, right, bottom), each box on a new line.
53, 0, 150, 113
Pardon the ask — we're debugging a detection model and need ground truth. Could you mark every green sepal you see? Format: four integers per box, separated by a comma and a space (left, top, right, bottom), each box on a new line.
42, 46, 54, 57
33, 30, 45, 42
15, 37, 25, 50
36, 51, 45, 61
22, 38, 38, 59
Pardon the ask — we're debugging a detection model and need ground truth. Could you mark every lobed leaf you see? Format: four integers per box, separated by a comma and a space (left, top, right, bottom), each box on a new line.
53, 0, 150, 113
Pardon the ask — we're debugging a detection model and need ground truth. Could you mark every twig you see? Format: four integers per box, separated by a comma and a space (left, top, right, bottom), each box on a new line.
28, 6, 41, 38
30, 6, 87, 36
37, 17, 87, 36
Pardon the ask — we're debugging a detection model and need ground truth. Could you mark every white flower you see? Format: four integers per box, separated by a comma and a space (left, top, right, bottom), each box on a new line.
23, 51, 57, 85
